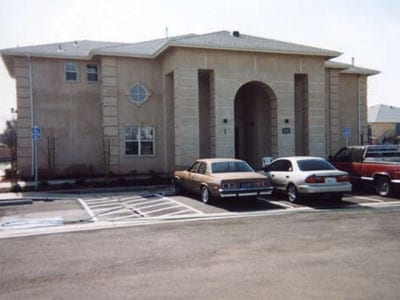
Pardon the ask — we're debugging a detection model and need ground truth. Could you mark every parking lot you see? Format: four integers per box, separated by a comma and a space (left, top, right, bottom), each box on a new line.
75, 187, 400, 222
1, 186, 400, 236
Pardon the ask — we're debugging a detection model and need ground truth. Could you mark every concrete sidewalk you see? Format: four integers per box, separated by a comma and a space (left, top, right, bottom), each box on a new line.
0, 194, 90, 232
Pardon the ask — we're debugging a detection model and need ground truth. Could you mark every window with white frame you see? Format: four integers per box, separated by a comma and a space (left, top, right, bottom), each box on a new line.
86, 64, 98, 82
125, 126, 155, 155
65, 62, 78, 81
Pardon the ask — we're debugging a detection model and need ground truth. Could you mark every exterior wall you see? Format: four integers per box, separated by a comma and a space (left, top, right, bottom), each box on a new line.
113, 56, 166, 174
11, 46, 370, 176
162, 48, 327, 167
15, 57, 103, 177
325, 70, 368, 155
338, 74, 366, 148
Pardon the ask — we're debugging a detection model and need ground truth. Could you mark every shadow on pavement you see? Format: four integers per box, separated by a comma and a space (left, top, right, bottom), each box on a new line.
210, 197, 284, 212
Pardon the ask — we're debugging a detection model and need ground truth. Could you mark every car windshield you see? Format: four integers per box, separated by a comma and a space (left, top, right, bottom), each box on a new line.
211, 161, 254, 173
297, 159, 336, 171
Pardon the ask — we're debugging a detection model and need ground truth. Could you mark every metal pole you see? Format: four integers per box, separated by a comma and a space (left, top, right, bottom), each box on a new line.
34, 137, 38, 189
28, 54, 35, 177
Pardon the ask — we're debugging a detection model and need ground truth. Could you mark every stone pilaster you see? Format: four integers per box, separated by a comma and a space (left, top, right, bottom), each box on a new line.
307, 79, 326, 157
14, 57, 32, 177
327, 69, 341, 155
174, 68, 199, 167
358, 76, 368, 144
100, 57, 120, 173
213, 77, 236, 158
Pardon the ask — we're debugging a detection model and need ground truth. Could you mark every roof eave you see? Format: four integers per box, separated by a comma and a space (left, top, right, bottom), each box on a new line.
1, 54, 15, 78
156, 43, 342, 59
340, 69, 380, 76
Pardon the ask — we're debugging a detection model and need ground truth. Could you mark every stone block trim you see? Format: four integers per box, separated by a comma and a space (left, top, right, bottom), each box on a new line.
100, 57, 120, 173
327, 69, 341, 155
14, 57, 32, 176
174, 68, 199, 167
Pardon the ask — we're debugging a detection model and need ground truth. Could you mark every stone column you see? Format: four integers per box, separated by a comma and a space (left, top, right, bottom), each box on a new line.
14, 57, 32, 177
308, 77, 326, 157
100, 57, 120, 174
274, 80, 296, 157
327, 69, 341, 155
174, 68, 199, 167
213, 77, 236, 158
358, 76, 368, 144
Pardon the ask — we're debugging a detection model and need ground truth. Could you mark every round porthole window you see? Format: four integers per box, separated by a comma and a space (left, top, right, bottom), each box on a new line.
129, 84, 150, 105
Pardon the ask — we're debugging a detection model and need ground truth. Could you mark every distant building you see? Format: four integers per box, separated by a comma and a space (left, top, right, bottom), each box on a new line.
0, 143, 11, 162
368, 104, 400, 144
1, 31, 379, 177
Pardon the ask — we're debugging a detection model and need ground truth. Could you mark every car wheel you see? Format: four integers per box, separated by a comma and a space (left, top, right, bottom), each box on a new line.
201, 186, 213, 204
287, 184, 299, 203
375, 177, 392, 197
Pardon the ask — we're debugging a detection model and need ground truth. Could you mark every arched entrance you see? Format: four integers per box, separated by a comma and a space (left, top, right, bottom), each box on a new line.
234, 81, 277, 169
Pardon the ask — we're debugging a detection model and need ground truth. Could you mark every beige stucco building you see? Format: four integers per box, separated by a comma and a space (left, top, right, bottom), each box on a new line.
1, 31, 379, 177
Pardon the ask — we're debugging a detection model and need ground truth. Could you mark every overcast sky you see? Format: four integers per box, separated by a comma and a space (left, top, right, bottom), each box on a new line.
0, 0, 399, 132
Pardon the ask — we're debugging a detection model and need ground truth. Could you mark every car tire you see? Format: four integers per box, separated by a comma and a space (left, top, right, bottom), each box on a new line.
287, 184, 299, 203
375, 176, 392, 197
201, 186, 213, 204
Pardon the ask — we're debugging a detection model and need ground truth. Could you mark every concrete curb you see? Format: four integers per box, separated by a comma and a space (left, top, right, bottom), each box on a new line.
0, 198, 33, 206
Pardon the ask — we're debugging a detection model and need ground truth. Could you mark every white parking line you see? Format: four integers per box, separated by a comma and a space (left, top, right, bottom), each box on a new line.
89, 202, 120, 209
96, 208, 133, 217
155, 194, 205, 215
351, 195, 384, 203
77, 198, 98, 221
163, 208, 194, 217
143, 204, 183, 214
127, 198, 167, 206
257, 197, 296, 209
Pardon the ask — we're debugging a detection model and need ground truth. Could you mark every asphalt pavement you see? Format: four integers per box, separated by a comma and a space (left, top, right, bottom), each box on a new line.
1, 206, 399, 299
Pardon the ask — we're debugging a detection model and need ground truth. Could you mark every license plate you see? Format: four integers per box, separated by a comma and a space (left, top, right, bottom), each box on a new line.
325, 177, 337, 184
240, 182, 253, 188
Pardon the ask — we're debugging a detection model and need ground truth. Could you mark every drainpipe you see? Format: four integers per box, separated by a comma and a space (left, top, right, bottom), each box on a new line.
28, 54, 34, 176
358, 75, 361, 145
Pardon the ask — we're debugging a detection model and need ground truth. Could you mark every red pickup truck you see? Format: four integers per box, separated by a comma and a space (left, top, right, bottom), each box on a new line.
330, 145, 400, 196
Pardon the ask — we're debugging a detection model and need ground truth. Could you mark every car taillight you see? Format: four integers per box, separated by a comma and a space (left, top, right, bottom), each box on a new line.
305, 175, 325, 184
221, 181, 239, 189
336, 174, 350, 182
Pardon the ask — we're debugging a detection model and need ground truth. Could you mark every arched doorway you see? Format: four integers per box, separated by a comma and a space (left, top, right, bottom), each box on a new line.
234, 81, 277, 169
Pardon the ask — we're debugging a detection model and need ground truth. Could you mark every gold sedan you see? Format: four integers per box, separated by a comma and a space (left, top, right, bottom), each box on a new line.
173, 158, 273, 204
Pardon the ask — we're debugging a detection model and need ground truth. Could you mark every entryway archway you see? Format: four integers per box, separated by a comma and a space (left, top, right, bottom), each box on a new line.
234, 81, 277, 169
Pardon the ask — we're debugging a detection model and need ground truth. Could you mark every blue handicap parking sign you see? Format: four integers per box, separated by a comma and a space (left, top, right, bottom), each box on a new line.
32, 126, 41, 140
343, 127, 351, 138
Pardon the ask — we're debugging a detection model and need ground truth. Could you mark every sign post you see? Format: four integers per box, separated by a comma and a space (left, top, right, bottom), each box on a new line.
343, 127, 351, 146
32, 126, 41, 189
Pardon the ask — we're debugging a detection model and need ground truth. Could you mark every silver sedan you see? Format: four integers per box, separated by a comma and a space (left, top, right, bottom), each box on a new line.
261, 156, 352, 202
